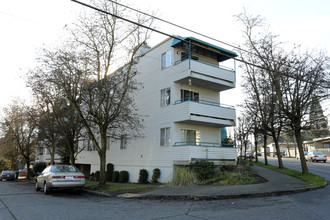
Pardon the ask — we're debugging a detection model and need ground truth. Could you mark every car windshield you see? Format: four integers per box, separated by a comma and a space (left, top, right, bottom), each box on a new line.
3, 171, 13, 174
51, 165, 78, 173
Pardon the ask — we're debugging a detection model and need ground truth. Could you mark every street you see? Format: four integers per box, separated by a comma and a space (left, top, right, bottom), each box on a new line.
0, 158, 329, 220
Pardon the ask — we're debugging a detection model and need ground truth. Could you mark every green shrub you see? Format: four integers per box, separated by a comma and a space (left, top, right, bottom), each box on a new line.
112, 171, 119, 182
119, 171, 129, 183
33, 162, 47, 174
106, 163, 114, 182
190, 161, 215, 180
151, 168, 161, 184
90, 172, 95, 181
172, 167, 198, 186
138, 169, 149, 184
28, 168, 36, 178
95, 171, 100, 182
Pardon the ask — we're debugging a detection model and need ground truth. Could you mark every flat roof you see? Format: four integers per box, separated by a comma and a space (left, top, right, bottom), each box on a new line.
171, 36, 238, 62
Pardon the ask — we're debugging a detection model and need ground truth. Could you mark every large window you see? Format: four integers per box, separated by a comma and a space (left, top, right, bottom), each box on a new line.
181, 89, 199, 102
160, 127, 171, 146
181, 129, 200, 145
161, 88, 171, 106
161, 50, 171, 69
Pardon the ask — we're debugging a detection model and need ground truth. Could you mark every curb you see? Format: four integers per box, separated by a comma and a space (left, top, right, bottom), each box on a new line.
83, 181, 328, 201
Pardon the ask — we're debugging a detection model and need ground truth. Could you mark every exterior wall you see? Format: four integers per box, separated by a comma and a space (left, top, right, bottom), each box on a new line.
35, 147, 61, 164
75, 37, 237, 183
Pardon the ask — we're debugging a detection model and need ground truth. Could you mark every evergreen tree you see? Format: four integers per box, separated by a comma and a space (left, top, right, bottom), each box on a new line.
309, 97, 329, 138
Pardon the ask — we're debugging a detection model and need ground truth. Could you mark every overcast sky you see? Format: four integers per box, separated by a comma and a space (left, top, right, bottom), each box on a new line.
1, 0, 329, 116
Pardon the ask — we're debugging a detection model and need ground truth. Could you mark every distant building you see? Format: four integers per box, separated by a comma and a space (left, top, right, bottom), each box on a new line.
304, 136, 330, 156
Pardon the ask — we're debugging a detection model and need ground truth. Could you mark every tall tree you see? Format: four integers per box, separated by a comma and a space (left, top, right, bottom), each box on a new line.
1, 101, 37, 178
309, 97, 329, 138
0, 134, 19, 170
235, 115, 252, 159
236, 11, 330, 173
31, 0, 154, 185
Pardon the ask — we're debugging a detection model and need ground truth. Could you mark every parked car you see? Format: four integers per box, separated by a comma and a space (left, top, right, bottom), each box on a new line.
296, 152, 308, 161
246, 152, 255, 159
18, 169, 27, 179
307, 152, 327, 163
254, 152, 261, 157
35, 165, 86, 195
0, 171, 15, 181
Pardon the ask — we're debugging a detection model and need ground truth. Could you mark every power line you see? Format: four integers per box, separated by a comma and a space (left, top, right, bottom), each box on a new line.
106, 0, 248, 55
70, 0, 273, 73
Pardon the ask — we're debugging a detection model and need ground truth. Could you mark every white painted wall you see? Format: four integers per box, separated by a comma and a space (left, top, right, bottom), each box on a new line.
76, 37, 237, 183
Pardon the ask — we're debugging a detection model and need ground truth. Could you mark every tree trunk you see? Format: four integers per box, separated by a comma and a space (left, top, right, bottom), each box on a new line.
263, 132, 268, 165
26, 159, 30, 179
254, 132, 258, 163
273, 139, 284, 168
295, 130, 309, 174
98, 149, 106, 185
51, 143, 55, 165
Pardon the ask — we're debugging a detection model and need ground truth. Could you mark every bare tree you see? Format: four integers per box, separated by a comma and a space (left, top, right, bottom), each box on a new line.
236, 11, 330, 173
31, 1, 154, 185
235, 115, 252, 160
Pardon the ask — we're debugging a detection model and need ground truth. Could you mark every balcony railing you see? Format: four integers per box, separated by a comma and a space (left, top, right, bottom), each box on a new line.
174, 98, 234, 110
174, 57, 235, 72
174, 141, 234, 148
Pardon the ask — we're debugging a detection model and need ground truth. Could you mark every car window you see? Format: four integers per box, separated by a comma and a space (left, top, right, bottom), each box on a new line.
51, 165, 78, 172
315, 152, 324, 155
42, 166, 50, 174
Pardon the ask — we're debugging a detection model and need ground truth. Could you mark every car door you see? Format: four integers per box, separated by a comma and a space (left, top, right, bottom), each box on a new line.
37, 166, 50, 187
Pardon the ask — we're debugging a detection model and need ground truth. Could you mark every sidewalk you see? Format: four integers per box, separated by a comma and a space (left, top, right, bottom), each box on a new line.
122, 165, 326, 200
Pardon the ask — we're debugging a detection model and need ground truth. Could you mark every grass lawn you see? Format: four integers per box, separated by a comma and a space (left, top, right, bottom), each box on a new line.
251, 160, 327, 186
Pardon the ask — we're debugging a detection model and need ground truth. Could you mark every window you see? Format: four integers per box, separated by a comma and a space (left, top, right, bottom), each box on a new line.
160, 127, 171, 146
161, 88, 171, 106
83, 139, 94, 151
106, 138, 110, 150
181, 129, 200, 145
120, 135, 127, 149
161, 50, 171, 69
181, 89, 199, 102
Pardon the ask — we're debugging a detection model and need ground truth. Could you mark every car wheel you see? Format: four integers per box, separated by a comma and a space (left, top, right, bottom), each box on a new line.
35, 182, 40, 191
44, 182, 49, 195
324, 161, 326, 163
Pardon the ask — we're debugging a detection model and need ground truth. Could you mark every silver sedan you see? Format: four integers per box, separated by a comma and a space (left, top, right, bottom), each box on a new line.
36, 165, 86, 195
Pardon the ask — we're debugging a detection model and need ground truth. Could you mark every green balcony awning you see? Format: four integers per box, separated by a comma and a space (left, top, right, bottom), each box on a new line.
171, 36, 238, 62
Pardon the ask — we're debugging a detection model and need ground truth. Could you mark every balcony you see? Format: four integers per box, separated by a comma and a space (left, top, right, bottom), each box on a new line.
172, 58, 235, 92
172, 99, 236, 127
172, 142, 237, 165
174, 141, 234, 148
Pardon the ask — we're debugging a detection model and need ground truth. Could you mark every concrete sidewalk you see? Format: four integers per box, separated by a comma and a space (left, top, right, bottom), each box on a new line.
132, 165, 326, 200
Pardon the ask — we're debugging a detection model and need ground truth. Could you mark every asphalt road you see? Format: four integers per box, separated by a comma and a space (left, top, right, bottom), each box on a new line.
259, 157, 330, 219
0, 158, 329, 220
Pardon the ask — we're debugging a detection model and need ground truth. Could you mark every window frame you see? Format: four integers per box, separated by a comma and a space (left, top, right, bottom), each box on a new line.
161, 50, 172, 69
120, 135, 127, 150
161, 88, 171, 107
181, 129, 200, 145
181, 89, 199, 102
160, 127, 171, 146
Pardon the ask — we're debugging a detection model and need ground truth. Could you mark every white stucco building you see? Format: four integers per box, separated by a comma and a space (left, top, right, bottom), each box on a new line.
73, 36, 238, 182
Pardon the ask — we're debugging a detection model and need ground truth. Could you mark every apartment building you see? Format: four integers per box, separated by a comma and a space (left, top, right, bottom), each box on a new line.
75, 36, 238, 182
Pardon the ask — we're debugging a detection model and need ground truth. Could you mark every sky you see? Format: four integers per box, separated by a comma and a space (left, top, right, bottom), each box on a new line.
1, 0, 329, 117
